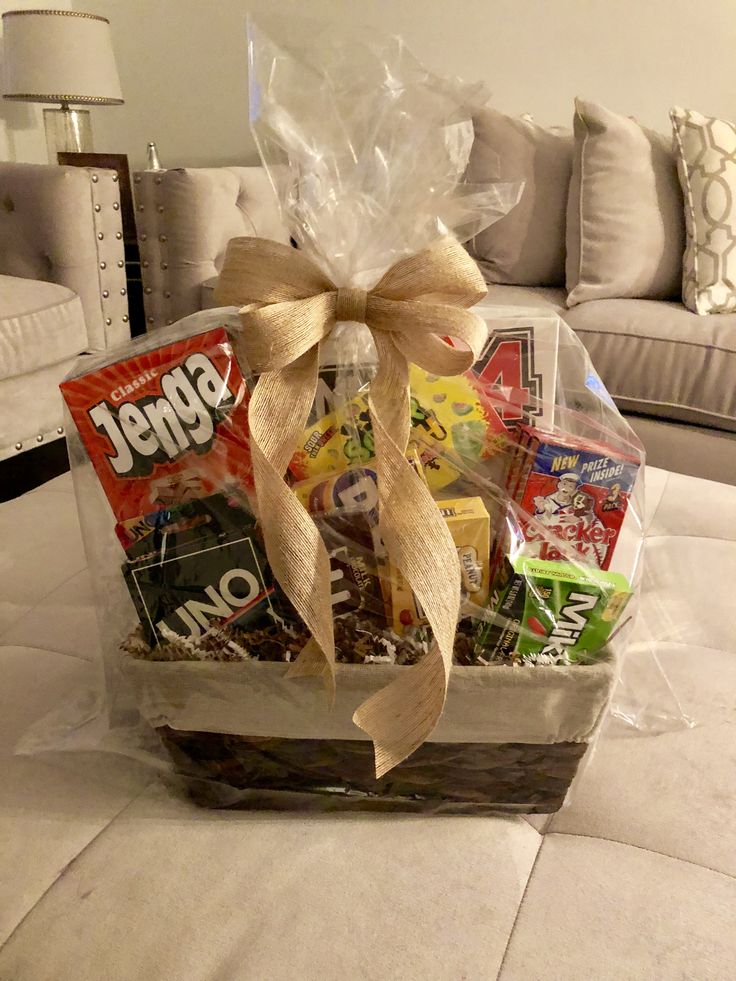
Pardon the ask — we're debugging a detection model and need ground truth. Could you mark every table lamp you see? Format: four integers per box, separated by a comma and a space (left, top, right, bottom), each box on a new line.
2, 9, 123, 161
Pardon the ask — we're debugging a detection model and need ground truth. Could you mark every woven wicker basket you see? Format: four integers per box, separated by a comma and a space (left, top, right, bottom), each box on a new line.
124, 653, 616, 813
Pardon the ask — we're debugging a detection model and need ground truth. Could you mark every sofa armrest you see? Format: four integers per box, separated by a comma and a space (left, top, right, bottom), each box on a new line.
0, 162, 130, 351
133, 167, 288, 330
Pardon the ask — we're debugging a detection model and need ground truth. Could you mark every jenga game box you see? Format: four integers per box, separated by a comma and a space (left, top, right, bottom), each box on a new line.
60, 328, 254, 523
511, 426, 640, 571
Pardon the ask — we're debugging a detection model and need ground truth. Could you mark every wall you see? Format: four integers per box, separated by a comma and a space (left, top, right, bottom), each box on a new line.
3, 0, 735, 170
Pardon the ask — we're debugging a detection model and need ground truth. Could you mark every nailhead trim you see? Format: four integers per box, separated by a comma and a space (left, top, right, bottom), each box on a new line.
98, 232, 104, 240
121, 288, 126, 295
94, 204, 101, 212
105, 317, 112, 325
91, 175, 99, 183
122, 315, 129, 322
117, 260, 124, 268
113, 202, 120, 210
36, 434, 43, 442
116, 232, 122, 240
102, 290, 109, 298
14, 442, 22, 451
57, 427, 64, 435
100, 261, 106, 269
112, 174, 119, 182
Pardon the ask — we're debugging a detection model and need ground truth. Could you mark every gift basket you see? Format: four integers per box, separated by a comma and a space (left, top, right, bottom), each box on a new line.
52, 22, 653, 814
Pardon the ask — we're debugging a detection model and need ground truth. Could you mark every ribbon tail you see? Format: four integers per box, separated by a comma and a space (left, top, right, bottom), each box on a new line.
352, 334, 461, 778
248, 352, 336, 699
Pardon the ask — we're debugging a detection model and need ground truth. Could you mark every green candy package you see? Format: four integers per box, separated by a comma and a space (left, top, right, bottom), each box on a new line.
475, 557, 631, 665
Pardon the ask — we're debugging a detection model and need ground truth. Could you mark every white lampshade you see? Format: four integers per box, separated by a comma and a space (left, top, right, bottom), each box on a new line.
2, 9, 123, 105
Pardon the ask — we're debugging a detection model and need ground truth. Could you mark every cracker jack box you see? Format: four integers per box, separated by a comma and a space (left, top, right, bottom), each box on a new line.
390, 496, 491, 631
513, 427, 640, 571
475, 556, 630, 664
289, 367, 507, 492
60, 328, 253, 523
123, 509, 276, 645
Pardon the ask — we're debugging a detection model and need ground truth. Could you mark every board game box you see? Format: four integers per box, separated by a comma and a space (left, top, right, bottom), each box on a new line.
61, 327, 253, 522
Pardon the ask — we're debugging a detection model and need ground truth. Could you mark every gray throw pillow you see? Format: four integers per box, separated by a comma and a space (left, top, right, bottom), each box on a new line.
466, 107, 573, 287
565, 98, 684, 306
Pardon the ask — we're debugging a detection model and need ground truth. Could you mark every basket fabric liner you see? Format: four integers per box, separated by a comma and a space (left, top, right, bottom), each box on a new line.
123, 655, 617, 745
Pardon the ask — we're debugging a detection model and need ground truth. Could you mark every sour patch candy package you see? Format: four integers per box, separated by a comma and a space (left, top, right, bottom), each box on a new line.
60, 327, 253, 522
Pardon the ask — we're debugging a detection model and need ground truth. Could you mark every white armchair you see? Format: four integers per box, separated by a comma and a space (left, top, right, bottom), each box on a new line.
133, 167, 288, 330
0, 162, 130, 462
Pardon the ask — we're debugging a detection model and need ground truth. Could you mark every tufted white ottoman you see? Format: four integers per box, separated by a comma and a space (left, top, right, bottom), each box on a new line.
0, 467, 735, 980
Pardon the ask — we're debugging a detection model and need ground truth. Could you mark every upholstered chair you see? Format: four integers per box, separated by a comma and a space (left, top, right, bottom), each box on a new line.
133, 167, 287, 330
0, 162, 130, 461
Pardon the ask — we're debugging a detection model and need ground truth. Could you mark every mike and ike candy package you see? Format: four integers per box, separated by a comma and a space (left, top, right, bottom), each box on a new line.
475, 556, 631, 664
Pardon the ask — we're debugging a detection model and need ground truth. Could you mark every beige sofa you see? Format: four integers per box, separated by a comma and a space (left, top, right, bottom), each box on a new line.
133, 167, 736, 486
0, 163, 130, 463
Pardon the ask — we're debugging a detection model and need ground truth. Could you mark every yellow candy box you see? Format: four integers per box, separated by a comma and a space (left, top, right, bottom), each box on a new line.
289, 367, 506, 491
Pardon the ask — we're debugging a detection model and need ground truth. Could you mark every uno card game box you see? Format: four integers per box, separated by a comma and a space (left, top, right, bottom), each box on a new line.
475, 556, 630, 664
512, 427, 640, 571
61, 327, 254, 523
122, 497, 276, 645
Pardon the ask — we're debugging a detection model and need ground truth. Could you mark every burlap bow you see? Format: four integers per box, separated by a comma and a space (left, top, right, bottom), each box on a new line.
215, 235, 488, 777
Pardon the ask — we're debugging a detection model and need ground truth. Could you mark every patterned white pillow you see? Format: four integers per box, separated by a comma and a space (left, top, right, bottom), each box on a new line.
671, 107, 736, 314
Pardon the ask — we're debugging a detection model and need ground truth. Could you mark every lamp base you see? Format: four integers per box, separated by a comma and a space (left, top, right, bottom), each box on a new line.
44, 106, 93, 161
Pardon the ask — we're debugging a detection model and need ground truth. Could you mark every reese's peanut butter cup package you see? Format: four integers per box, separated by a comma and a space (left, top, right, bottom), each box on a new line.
61, 327, 253, 523
390, 496, 491, 631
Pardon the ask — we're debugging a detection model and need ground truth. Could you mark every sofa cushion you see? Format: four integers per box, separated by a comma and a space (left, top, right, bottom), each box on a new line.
563, 297, 736, 430
566, 99, 685, 306
671, 106, 736, 315
466, 109, 573, 287
0, 275, 87, 381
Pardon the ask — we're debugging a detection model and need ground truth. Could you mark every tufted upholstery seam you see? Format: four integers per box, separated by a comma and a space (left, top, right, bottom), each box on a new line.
496, 831, 736, 979
0, 783, 153, 957
539, 831, 736, 880
495, 834, 545, 979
